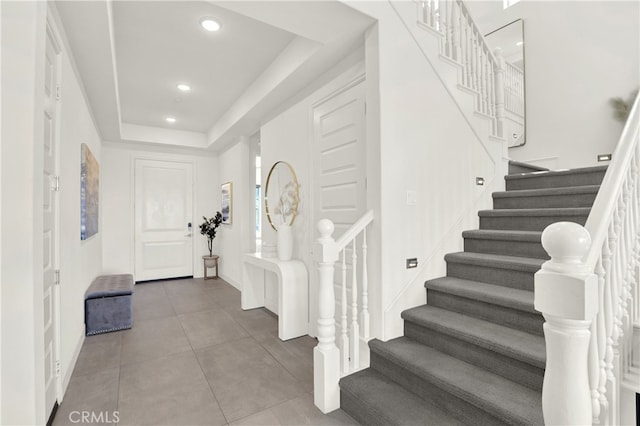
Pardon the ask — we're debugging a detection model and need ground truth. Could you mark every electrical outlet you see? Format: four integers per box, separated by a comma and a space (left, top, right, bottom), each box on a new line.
406, 258, 418, 269
476, 177, 485, 186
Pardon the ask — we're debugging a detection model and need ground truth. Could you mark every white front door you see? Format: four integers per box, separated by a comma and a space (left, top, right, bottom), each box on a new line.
43, 24, 61, 417
134, 160, 194, 281
311, 78, 367, 336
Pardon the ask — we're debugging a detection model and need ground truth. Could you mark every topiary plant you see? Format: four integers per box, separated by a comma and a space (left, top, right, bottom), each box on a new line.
199, 212, 223, 256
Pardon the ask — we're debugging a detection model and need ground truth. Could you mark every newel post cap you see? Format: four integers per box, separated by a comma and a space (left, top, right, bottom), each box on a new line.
314, 219, 338, 263
541, 222, 591, 273
536, 223, 598, 320
317, 219, 335, 239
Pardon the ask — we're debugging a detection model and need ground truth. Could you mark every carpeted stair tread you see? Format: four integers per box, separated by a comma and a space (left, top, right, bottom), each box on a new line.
425, 276, 536, 313
508, 160, 549, 174
401, 305, 545, 368
445, 252, 544, 273
462, 229, 541, 243
340, 369, 465, 426
494, 185, 600, 199
506, 166, 607, 190
478, 207, 591, 217
370, 338, 544, 425
505, 165, 607, 181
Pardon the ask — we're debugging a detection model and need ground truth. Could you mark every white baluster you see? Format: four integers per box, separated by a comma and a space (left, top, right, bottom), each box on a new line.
350, 239, 360, 371
360, 228, 370, 340
494, 49, 504, 138
340, 250, 348, 374
603, 231, 616, 426
595, 254, 609, 422
535, 222, 598, 426
449, 1, 460, 61
313, 219, 340, 413
588, 318, 601, 421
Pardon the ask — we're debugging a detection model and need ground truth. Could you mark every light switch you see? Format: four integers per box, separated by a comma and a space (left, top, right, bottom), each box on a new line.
406, 190, 417, 206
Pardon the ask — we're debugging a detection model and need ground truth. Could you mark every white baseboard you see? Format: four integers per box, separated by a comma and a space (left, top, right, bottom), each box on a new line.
60, 327, 85, 401
219, 273, 241, 292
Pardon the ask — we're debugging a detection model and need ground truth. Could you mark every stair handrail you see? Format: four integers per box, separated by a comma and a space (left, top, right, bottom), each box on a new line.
536, 92, 639, 426
313, 210, 374, 414
335, 210, 374, 251
584, 93, 640, 268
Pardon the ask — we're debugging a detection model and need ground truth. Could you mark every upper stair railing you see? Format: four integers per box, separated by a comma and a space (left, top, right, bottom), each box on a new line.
418, 0, 505, 139
313, 210, 373, 413
535, 93, 639, 425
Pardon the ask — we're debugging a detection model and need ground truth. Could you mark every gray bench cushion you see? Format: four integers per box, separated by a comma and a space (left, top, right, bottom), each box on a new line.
85, 274, 133, 299
85, 274, 134, 336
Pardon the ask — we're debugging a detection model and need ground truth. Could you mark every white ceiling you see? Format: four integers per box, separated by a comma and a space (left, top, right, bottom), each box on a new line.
113, 1, 294, 133
53, 1, 374, 150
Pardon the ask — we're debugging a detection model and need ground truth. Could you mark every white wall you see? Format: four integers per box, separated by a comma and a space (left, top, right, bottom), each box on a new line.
216, 138, 252, 289
101, 143, 219, 279
53, 9, 105, 396
466, 0, 640, 169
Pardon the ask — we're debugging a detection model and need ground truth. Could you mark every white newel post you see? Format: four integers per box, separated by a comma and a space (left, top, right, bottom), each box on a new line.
535, 222, 599, 426
314, 219, 340, 413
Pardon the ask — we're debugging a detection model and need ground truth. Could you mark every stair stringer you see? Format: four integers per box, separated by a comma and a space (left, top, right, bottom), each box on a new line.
380, 0, 509, 340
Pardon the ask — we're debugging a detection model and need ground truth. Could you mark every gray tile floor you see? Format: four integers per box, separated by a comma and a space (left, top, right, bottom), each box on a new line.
53, 278, 357, 426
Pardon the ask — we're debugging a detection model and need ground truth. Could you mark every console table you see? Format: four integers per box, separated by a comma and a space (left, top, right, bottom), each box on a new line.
242, 253, 308, 341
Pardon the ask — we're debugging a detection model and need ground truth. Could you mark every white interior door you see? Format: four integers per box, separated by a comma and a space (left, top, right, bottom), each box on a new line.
312, 79, 366, 335
313, 80, 366, 240
43, 25, 60, 417
135, 160, 193, 281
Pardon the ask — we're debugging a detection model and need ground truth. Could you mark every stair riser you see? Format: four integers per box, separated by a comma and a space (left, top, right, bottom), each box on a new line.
447, 262, 537, 291
404, 322, 544, 391
508, 164, 545, 174
340, 392, 389, 426
464, 238, 549, 260
493, 192, 598, 209
479, 214, 588, 232
370, 352, 510, 426
506, 171, 606, 190
426, 290, 544, 336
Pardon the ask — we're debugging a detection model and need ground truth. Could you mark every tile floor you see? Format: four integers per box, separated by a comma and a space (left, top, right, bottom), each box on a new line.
53, 278, 357, 426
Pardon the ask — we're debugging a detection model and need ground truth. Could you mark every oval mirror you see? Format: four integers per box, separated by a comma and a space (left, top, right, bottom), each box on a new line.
264, 161, 300, 230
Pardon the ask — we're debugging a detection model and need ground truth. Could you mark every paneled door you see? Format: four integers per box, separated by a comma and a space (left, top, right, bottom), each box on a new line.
43, 24, 61, 417
134, 160, 194, 281
311, 78, 366, 336
313, 79, 366, 241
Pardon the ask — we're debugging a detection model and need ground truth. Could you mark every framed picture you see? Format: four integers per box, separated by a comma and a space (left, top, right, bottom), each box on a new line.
221, 182, 232, 225
81, 143, 99, 240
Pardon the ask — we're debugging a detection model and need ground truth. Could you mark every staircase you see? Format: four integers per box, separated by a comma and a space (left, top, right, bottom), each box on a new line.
339, 162, 608, 425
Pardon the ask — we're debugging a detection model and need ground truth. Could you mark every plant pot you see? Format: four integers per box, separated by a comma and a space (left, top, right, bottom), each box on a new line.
203, 255, 217, 268
277, 224, 293, 261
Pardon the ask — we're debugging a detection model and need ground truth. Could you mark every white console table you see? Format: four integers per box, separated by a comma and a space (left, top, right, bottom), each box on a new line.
241, 253, 308, 341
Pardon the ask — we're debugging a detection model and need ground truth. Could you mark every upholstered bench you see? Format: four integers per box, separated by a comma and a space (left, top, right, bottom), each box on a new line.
85, 274, 134, 336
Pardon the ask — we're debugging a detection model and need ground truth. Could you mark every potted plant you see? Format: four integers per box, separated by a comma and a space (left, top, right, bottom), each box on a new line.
200, 212, 223, 266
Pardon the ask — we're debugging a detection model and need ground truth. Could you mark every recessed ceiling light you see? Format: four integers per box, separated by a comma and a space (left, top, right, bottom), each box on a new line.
165, 117, 176, 123
177, 83, 191, 92
200, 18, 221, 32
516, 41, 524, 46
